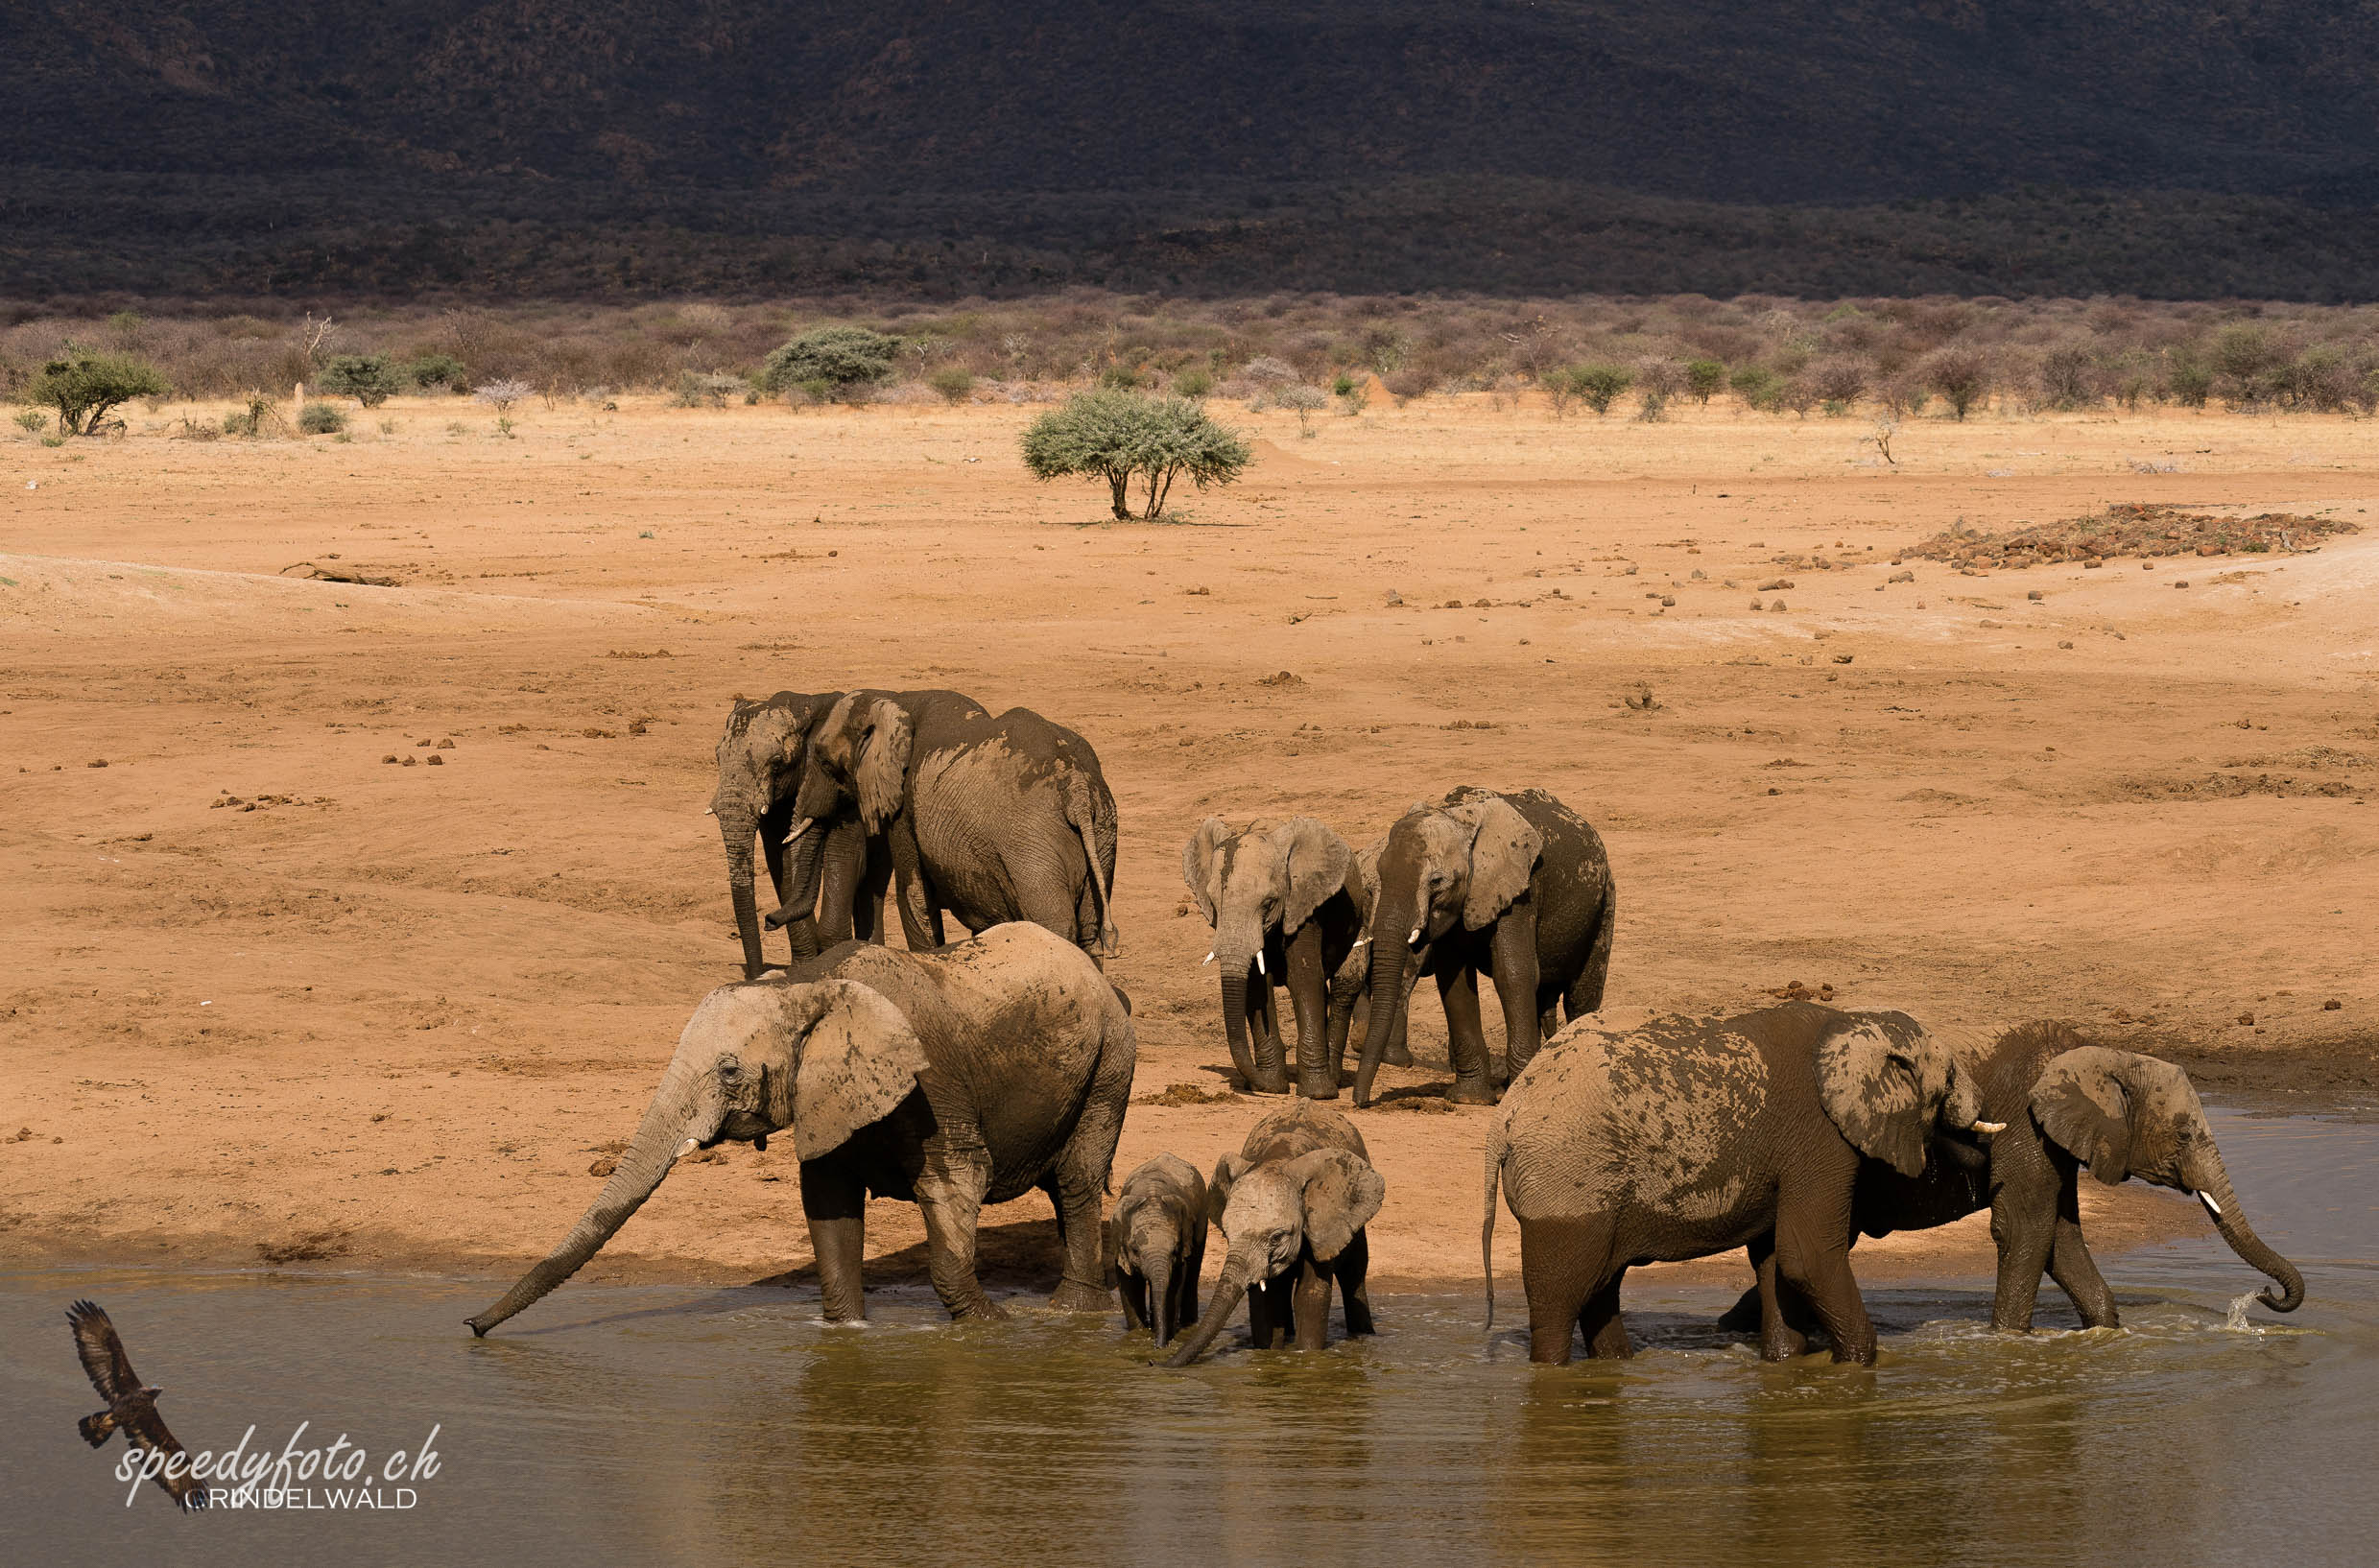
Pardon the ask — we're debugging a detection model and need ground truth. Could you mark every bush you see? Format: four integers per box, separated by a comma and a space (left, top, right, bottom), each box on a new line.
927, 367, 976, 404
320, 353, 404, 407
298, 401, 347, 435
13, 409, 47, 434
1019, 390, 1251, 520
1684, 358, 1726, 404
1925, 349, 1991, 419
754, 326, 900, 399
408, 353, 466, 391
1097, 365, 1144, 392
1810, 359, 1867, 413
1553, 364, 1633, 416
1729, 365, 1783, 411
1274, 383, 1327, 436
2035, 345, 2094, 411
473, 379, 532, 413
670, 371, 748, 408
25, 349, 170, 436
1172, 368, 1215, 398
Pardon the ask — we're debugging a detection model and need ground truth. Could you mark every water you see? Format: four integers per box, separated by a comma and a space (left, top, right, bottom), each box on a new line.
5, 1107, 2372, 1567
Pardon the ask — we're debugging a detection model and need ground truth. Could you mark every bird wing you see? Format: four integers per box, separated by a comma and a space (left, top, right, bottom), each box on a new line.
65, 1299, 141, 1404
125, 1405, 208, 1511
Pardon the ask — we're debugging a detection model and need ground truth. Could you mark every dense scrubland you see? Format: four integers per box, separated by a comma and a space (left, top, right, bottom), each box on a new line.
15, 293, 2379, 430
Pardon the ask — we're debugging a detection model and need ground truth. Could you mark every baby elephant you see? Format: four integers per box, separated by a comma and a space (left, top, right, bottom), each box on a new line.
1164, 1102, 1386, 1366
1108, 1154, 1208, 1347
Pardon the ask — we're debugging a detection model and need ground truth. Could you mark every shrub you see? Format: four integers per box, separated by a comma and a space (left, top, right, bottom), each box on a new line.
1684, 358, 1726, 404
2035, 345, 2095, 411
25, 349, 170, 436
1729, 365, 1782, 411
1924, 349, 1991, 419
1332, 373, 1369, 415
1171, 368, 1215, 398
1019, 391, 1251, 520
222, 394, 274, 438
473, 379, 532, 413
298, 401, 347, 435
1275, 382, 1327, 436
927, 367, 976, 404
320, 353, 404, 407
13, 409, 46, 434
670, 371, 748, 408
1240, 356, 1298, 391
754, 326, 900, 399
408, 353, 466, 391
1810, 359, 1867, 413
1558, 364, 1633, 416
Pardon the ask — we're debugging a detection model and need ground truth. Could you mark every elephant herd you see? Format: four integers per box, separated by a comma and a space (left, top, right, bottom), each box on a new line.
468, 685, 2304, 1369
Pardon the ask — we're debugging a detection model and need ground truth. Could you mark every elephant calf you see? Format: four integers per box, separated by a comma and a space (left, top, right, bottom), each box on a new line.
1108, 1154, 1207, 1347
1485, 1004, 1993, 1366
1724, 1022, 2304, 1351
1165, 1103, 1386, 1366
465, 924, 1135, 1335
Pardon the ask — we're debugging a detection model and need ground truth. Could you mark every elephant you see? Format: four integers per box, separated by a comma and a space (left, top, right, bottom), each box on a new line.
1718, 1022, 2304, 1350
1108, 1154, 1207, 1347
1182, 816, 1375, 1099
1164, 1102, 1386, 1366
1483, 1004, 1992, 1365
464, 923, 1136, 1335
712, 691, 893, 979
1354, 786, 1616, 1107
784, 689, 1120, 962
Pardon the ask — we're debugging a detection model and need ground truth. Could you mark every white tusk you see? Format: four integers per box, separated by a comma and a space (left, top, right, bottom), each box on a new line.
1202, 950, 1215, 965
1353, 936, 1370, 948
781, 817, 814, 845
1408, 925, 1422, 945
1971, 1120, 2007, 1134
1255, 952, 1266, 975
703, 805, 715, 816
674, 1138, 700, 1160
2199, 1191, 2223, 1218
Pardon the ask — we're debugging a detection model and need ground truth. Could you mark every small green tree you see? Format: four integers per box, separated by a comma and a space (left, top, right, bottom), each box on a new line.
1020, 391, 1251, 520
1925, 349, 1991, 419
754, 326, 900, 400
1564, 364, 1634, 416
320, 353, 404, 407
25, 348, 169, 436
927, 367, 976, 404
408, 353, 466, 392
298, 401, 348, 435
1684, 359, 1726, 404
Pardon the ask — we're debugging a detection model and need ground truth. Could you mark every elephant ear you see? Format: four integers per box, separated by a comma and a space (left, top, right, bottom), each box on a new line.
855, 698, 913, 833
1277, 817, 1352, 935
1813, 1018, 1935, 1179
1181, 818, 1229, 927
2030, 1046, 2141, 1186
1454, 796, 1542, 930
1284, 1148, 1385, 1261
787, 979, 927, 1161
1207, 1152, 1247, 1234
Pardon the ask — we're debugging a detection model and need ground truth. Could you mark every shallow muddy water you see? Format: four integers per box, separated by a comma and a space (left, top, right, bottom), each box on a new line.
6, 1108, 2372, 1567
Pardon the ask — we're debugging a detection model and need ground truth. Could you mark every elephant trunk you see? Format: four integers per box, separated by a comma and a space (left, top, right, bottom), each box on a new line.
1145, 1252, 1178, 1346
1163, 1254, 1251, 1366
466, 1055, 718, 1335
2191, 1155, 2304, 1313
774, 813, 832, 961
1215, 914, 1267, 1091
1352, 899, 1415, 1107
720, 811, 768, 980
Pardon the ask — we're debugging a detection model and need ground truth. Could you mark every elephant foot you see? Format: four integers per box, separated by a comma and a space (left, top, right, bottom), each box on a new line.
1243, 1074, 1293, 1097
1048, 1279, 1112, 1313
1445, 1077, 1498, 1106
1296, 1074, 1341, 1101
948, 1296, 1010, 1322
1383, 1044, 1414, 1068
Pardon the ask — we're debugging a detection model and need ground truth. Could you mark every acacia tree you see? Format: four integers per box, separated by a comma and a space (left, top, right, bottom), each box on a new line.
25, 348, 169, 435
1020, 391, 1251, 520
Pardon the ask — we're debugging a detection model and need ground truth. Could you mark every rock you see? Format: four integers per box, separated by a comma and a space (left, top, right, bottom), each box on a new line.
426, 754, 444, 766
2327, 999, 2344, 1010
1832, 653, 1853, 664
1659, 595, 1677, 607
2058, 640, 2074, 649
1749, 598, 1765, 610
2027, 589, 2045, 601
2237, 1011, 2255, 1026
383, 754, 399, 764
1384, 589, 1403, 606
1888, 570, 1915, 583
588, 1155, 619, 1176
1770, 600, 1787, 612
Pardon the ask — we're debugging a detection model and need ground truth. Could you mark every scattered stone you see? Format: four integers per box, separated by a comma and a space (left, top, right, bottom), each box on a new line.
1372, 1095, 1455, 1114
1832, 653, 1853, 664
1887, 569, 1915, 583
426, 754, 444, 766
435, 737, 455, 749
1384, 589, 1403, 606
2058, 640, 2074, 649
2237, 1011, 2256, 1027
1255, 670, 1304, 687
587, 1154, 619, 1176
1659, 596, 1677, 607
1905, 504, 2354, 570
382, 754, 399, 764
87, 759, 107, 768
2026, 589, 2044, 601
1770, 600, 1787, 612
1770, 980, 1835, 1002
1759, 579, 1795, 592
1622, 681, 1660, 711
2327, 999, 2344, 1010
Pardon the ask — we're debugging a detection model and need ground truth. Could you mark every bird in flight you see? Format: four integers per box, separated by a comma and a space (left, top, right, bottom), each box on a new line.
66, 1299, 208, 1511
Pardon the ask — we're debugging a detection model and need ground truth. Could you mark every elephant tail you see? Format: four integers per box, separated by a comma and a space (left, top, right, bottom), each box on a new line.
1483, 1120, 1505, 1332
1064, 772, 1120, 958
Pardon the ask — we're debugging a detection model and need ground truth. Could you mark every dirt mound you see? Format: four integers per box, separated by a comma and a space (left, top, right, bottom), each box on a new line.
1904, 505, 2356, 570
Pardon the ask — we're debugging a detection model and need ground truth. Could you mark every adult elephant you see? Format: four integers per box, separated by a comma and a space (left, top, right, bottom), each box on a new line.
786, 690, 1119, 962
711, 691, 894, 979
1483, 1004, 1992, 1365
464, 924, 1135, 1334
1353, 787, 1615, 1107
1182, 816, 1373, 1098
1719, 1021, 2303, 1350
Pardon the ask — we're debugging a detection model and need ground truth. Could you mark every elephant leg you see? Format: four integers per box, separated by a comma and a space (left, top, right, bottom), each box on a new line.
1579, 1268, 1630, 1360
1255, 963, 1287, 1085
1775, 1191, 1874, 1365
849, 833, 893, 944
1119, 1271, 1152, 1335
1487, 904, 1541, 1085
915, 1143, 1005, 1321
1987, 1185, 2058, 1333
1517, 1213, 1616, 1366
888, 818, 940, 953
1337, 1229, 1376, 1336
798, 1160, 868, 1323
1383, 981, 1414, 1067
1566, 890, 1615, 1021
1437, 964, 1496, 1105
1748, 1234, 1809, 1360
1285, 922, 1337, 1099
1043, 1024, 1131, 1313
2047, 1213, 2120, 1330
1042, 1176, 1114, 1314
1247, 1277, 1288, 1350
1291, 1255, 1333, 1350
815, 815, 869, 948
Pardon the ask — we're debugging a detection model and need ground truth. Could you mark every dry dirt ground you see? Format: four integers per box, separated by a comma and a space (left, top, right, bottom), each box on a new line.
4, 395, 2373, 1307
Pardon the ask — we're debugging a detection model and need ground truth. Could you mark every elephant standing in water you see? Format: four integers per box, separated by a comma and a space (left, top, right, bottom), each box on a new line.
465, 925, 1136, 1334
1165, 1102, 1385, 1366
786, 689, 1120, 962
1485, 1005, 1991, 1365
1182, 816, 1376, 1098
1720, 1022, 2303, 1352
712, 690, 892, 979
1109, 1154, 1207, 1348
1355, 787, 1616, 1107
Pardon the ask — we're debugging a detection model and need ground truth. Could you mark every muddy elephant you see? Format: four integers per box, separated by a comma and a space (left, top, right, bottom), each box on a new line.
1165, 1102, 1385, 1365
786, 689, 1119, 962
712, 691, 893, 979
465, 924, 1135, 1335
1484, 1004, 1991, 1365
1720, 1022, 2304, 1350
1183, 816, 1374, 1098
1354, 786, 1616, 1107
1109, 1154, 1207, 1347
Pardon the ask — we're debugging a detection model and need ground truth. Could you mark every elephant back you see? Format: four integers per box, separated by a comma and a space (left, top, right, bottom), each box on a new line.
1239, 1099, 1368, 1166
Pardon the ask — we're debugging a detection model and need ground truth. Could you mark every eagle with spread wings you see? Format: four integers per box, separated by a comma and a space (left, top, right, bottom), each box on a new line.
67, 1299, 208, 1511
